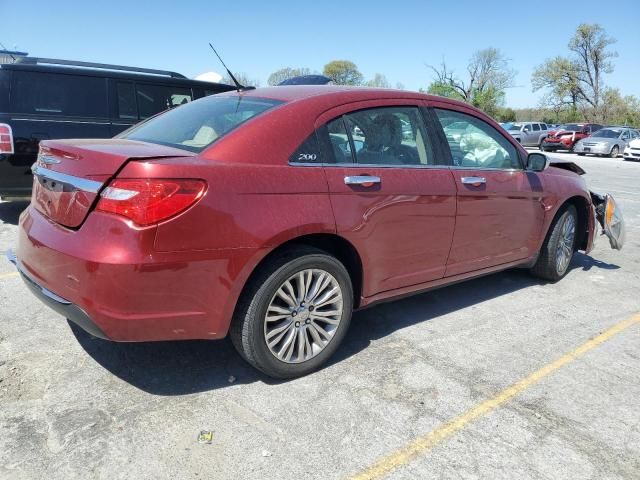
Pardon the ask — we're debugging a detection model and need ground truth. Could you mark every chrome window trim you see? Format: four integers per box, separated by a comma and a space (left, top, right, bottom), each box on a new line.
11, 118, 111, 125
449, 165, 524, 173
31, 164, 103, 194
289, 162, 447, 169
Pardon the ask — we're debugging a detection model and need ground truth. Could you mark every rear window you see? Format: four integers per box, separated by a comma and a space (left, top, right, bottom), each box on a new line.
10, 71, 108, 117
121, 95, 283, 152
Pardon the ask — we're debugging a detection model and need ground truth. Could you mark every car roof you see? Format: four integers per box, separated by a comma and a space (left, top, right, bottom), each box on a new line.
216, 85, 463, 105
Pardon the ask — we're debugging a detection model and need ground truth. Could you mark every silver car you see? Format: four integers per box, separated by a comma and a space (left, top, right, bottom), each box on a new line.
505, 122, 549, 147
573, 127, 640, 158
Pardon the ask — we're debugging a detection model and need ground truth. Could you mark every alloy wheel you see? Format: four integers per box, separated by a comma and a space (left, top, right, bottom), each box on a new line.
555, 214, 575, 274
264, 269, 344, 364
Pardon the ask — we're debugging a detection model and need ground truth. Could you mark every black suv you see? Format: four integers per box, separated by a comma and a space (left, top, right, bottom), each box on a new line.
0, 57, 235, 197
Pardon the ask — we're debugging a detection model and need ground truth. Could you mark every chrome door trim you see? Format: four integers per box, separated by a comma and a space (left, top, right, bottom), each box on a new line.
344, 175, 381, 186
11, 118, 111, 125
31, 164, 103, 194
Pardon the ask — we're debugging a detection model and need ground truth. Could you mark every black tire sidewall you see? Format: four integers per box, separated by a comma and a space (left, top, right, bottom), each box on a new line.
547, 205, 578, 279
241, 252, 353, 379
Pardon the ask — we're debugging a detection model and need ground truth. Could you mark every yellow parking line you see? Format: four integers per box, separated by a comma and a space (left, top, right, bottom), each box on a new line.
0, 272, 19, 280
350, 313, 640, 480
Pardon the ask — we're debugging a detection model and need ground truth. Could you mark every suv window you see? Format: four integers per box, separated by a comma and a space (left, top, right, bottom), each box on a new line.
0, 70, 10, 112
136, 84, 193, 119
117, 82, 137, 119
122, 96, 282, 152
435, 109, 520, 169
328, 106, 435, 166
541, 124, 547, 130
533, 123, 540, 131
11, 71, 107, 117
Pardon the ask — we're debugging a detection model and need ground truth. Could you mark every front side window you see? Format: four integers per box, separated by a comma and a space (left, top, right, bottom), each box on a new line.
333, 106, 435, 166
121, 95, 282, 152
435, 109, 520, 169
136, 84, 193, 119
541, 124, 547, 130
11, 71, 108, 117
533, 123, 540, 131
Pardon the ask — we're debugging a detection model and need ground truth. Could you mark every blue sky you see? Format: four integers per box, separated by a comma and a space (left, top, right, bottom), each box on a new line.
2, 0, 639, 108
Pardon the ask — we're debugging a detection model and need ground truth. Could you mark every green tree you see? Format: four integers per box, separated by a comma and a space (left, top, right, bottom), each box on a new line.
267, 67, 311, 86
323, 60, 363, 86
532, 56, 581, 110
569, 23, 617, 109
425, 48, 515, 114
497, 107, 516, 122
365, 73, 390, 88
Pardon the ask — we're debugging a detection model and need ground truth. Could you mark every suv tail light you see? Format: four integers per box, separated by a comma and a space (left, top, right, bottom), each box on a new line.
0, 123, 14, 154
96, 179, 206, 226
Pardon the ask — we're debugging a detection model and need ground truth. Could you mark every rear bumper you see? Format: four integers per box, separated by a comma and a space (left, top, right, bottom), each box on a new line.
14, 206, 263, 342
6, 249, 108, 339
0, 153, 34, 197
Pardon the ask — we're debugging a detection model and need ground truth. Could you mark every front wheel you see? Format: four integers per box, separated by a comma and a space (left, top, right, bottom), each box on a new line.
609, 145, 619, 158
230, 246, 353, 378
530, 205, 578, 281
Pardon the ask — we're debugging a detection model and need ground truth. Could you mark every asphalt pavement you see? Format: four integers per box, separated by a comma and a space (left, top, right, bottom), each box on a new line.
1, 152, 639, 480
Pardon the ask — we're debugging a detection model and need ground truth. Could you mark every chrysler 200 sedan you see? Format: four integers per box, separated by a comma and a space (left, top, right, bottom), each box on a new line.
8, 86, 625, 378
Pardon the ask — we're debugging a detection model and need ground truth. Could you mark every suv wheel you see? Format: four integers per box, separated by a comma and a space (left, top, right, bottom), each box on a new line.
230, 246, 353, 378
530, 205, 577, 282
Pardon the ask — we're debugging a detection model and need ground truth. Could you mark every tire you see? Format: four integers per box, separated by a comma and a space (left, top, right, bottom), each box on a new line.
609, 145, 619, 158
577, 153, 586, 156
530, 205, 578, 282
230, 245, 353, 379
540, 146, 546, 152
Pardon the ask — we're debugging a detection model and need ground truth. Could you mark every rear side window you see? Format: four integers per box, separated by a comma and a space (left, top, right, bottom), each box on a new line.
136, 84, 192, 119
121, 96, 283, 152
11, 71, 107, 117
289, 132, 322, 163
117, 82, 137, 119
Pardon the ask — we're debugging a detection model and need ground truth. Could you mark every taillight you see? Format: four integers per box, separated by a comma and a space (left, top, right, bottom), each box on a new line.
0, 123, 14, 154
96, 179, 206, 226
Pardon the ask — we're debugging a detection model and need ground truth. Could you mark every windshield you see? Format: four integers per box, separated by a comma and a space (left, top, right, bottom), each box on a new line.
557, 124, 582, 132
508, 123, 523, 131
121, 96, 283, 152
591, 128, 621, 138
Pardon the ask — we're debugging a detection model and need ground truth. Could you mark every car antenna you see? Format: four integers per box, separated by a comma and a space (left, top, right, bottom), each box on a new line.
208, 43, 255, 92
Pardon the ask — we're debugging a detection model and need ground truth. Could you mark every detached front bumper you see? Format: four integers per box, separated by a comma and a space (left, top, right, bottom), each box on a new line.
6, 249, 108, 339
542, 140, 573, 151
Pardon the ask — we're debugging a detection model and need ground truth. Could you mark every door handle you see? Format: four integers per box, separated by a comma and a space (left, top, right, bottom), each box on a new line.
460, 176, 486, 186
344, 175, 380, 187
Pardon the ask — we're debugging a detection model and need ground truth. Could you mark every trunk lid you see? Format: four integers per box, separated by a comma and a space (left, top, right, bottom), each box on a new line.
32, 139, 195, 228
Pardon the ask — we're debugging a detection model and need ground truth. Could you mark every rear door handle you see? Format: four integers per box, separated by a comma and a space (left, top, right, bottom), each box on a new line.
344, 175, 380, 187
460, 176, 486, 186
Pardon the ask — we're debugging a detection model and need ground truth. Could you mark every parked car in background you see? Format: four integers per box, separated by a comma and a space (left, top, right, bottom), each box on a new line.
505, 122, 549, 147
9, 86, 625, 378
574, 127, 640, 158
541, 123, 603, 152
623, 136, 640, 161
0, 57, 234, 197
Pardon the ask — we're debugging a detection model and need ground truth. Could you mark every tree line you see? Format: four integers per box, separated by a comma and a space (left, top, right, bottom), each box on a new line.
250, 24, 637, 126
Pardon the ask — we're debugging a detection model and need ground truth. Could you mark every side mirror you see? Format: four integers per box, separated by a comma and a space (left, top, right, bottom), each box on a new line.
526, 152, 549, 172
523, 127, 531, 133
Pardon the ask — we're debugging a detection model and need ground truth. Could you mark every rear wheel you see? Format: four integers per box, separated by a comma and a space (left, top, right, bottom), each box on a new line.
609, 145, 619, 158
230, 246, 353, 378
530, 205, 577, 281
577, 153, 586, 156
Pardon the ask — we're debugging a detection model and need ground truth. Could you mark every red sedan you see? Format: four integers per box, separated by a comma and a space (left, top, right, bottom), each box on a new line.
9, 86, 625, 378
